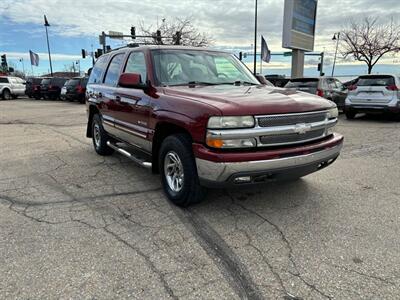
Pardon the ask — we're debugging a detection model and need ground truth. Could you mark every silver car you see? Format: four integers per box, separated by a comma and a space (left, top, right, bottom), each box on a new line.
345, 74, 400, 119
0, 76, 26, 100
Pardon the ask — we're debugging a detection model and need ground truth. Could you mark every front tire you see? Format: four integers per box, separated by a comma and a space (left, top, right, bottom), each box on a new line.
91, 114, 114, 156
159, 134, 206, 207
345, 110, 356, 119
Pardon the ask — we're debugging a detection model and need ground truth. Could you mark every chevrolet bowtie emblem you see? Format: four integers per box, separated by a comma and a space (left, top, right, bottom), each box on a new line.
294, 123, 312, 135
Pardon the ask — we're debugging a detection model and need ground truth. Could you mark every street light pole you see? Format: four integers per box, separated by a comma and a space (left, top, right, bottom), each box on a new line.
332, 32, 340, 76
253, 0, 258, 75
44, 15, 53, 76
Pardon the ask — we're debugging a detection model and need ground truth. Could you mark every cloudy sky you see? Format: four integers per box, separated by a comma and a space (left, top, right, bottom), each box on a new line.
0, 0, 399, 77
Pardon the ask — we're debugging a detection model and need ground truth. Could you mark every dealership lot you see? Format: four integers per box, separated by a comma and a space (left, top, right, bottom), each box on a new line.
0, 99, 399, 299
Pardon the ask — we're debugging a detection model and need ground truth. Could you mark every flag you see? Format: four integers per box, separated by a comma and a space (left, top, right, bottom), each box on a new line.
44, 15, 50, 26
261, 36, 271, 63
29, 50, 39, 66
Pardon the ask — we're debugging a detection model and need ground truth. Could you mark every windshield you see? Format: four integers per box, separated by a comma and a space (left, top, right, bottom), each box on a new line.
285, 79, 319, 88
358, 76, 394, 87
66, 79, 80, 86
152, 50, 259, 86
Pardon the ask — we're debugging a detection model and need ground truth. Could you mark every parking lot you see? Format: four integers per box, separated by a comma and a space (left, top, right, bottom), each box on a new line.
0, 98, 399, 299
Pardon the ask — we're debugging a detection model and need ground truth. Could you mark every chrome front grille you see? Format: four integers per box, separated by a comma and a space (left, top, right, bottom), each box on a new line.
260, 129, 326, 145
257, 112, 327, 127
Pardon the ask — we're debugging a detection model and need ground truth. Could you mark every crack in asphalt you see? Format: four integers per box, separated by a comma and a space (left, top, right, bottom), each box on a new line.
171, 204, 264, 300
226, 191, 333, 300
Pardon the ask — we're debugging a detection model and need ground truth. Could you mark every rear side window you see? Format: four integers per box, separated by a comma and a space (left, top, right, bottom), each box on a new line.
89, 55, 109, 84
0, 77, 9, 83
358, 76, 394, 87
124, 52, 147, 83
104, 54, 125, 86
285, 79, 319, 88
66, 79, 80, 86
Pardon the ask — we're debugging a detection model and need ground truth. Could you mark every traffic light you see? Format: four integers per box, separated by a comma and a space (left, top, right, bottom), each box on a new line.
81, 49, 86, 59
1, 54, 7, 67
130, 26, 136, 39
317, 63, 321, 72
239, 52, 243, 61
156, 30, 162, 44
173, 31, 181, 45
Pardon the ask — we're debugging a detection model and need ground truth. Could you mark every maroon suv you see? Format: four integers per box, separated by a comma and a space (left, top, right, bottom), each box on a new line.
86, 45, 343, 206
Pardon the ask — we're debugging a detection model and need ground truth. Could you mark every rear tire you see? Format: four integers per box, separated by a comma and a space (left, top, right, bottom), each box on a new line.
159, 134, 206, 207
91, 114, 114, 156
2, 89, 11, 100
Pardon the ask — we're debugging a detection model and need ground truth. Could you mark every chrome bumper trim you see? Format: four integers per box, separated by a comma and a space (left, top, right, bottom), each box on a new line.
196, 143, 342, 182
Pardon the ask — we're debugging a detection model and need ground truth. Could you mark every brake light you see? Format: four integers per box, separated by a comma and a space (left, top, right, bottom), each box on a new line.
76, 85, 85, 93
348, 85, 357, 91
48, 85, 53, 89
386, 85, 399, 91
316, 89, 324, 97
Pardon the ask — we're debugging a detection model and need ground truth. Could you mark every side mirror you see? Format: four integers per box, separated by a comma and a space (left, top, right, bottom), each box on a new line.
118, 73, 146, 89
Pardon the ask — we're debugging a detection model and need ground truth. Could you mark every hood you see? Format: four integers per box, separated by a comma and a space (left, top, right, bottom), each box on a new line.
162, 85, 335, 116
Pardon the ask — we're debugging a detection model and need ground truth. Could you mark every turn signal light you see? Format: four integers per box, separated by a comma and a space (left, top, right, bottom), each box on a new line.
206, 138, 224, 148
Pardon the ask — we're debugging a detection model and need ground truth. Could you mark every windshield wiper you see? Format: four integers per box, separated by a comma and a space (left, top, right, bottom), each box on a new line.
187, 81, 220, 86
221, 81, 259, 86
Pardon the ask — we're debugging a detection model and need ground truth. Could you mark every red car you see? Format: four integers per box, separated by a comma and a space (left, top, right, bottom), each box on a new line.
86, 45, 343, 206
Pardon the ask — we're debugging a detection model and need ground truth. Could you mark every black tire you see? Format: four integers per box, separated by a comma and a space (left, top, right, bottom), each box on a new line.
345, 110, 356, 120
159, 134, 206, 206
2, 89, 11, 100
91, 114, 114, 156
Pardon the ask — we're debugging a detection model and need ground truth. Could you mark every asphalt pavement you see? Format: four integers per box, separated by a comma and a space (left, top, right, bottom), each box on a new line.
0, 98, 399, 299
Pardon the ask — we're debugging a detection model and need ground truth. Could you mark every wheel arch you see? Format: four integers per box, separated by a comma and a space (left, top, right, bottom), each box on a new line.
151, 122, 193, 174
86, 104, 100, 137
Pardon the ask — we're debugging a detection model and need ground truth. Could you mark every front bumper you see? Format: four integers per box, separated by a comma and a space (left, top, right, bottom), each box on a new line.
195, 134, 343, 187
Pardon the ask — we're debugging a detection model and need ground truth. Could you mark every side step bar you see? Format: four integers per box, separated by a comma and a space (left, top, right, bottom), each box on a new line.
107, 141, 152, 169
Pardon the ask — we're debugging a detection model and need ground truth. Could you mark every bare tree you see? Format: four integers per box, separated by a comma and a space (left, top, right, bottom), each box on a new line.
341, 17, 400, 74
139, 17, 212, 47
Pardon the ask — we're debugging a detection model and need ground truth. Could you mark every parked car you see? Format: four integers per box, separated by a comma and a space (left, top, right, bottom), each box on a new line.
86, 45, 343, 206
345, 74, 400, 119
60, 77, 88, 103
265, 75, 291, 87
25, 77, 45, 99
0, 76, 26, 100
40, 77, 68, 100
285, 77, 347, 109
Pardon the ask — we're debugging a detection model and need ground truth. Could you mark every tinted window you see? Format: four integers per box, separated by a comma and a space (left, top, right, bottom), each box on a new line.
0, 77, 9, 83
285, 78, 319, 88
41, 79, 51, 85
66, 79, 80, 86
358, 75, 395, 87
88, 55, 109, 84
124, 52, 147, 83
104, 54, 124, 86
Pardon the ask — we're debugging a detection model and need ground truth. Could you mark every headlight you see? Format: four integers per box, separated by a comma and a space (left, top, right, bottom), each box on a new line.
327, 107, 338, 119
208, 116, 255, 129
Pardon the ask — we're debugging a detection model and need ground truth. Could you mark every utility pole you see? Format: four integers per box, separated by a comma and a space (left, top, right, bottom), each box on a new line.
44, 15, 53, 76
332, 32, 340, 76
253, 0, 258, 75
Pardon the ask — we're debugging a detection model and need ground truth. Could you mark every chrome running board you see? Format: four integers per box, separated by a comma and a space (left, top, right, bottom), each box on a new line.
107, 141, 152, 169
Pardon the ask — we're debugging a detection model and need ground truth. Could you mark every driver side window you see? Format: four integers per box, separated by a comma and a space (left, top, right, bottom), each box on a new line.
124, 52, 147, 83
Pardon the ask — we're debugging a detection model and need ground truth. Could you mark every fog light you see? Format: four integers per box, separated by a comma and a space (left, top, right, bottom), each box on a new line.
234, 176, 252, 183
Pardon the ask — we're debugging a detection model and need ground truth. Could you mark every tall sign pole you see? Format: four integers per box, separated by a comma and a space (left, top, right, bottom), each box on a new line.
253, 0, 258, 75
44, 15, 53, 76
332, 32, 340, 76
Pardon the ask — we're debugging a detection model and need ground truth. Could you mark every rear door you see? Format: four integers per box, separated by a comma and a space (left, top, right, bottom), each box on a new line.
98, 52, 126, 138
352, 75, 396, 104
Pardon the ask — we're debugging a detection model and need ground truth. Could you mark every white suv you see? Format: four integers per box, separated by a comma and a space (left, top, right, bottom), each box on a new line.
0, 76, 26, 100
345, 74, 400, 119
